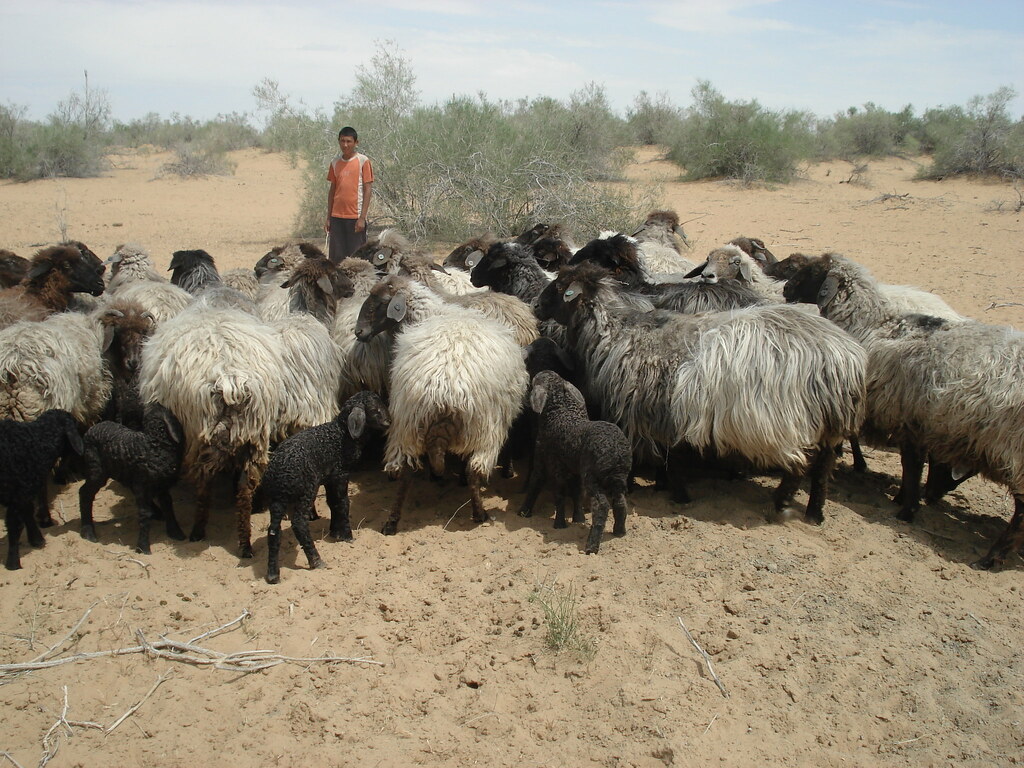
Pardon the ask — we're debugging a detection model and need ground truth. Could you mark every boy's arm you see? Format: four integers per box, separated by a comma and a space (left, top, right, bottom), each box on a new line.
325, 180, 337, 233
356, 182, 372, 232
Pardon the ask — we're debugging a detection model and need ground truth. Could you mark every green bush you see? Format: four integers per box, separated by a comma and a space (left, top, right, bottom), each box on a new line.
627, 90, 682, 146
918, 87, 1023, 179
667, 81, 814, 183
157, 140, 237, 178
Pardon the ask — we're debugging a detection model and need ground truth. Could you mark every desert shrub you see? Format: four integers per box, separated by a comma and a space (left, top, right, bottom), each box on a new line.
627, 90, 683, 146
918, 87, 1023, 179
667, 80, 814, 184
157, 140, 236, 178
0, 102, 35, 179
285, 41, 648, 242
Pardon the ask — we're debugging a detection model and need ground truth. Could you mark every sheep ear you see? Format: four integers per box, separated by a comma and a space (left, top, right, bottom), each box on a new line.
817, 272, 841, 309
141, 311, 156, 326
106, 254, 123, 265
28, 262, 51, 280
66, 422, 84, 455
374, 247, 393, 264
629, 225, 645, 237
464, 249, 484, 268
739, 260, 753, 282
317, 275, 335, 295
386, 292, 407, 322
430, 262, 449, 274
565, 382, 586, 408
563, 281, 584, 303
684, 261, 707, 278
347, 406, 366, 438
529, 384, 548, 414
102, 325, 116, 352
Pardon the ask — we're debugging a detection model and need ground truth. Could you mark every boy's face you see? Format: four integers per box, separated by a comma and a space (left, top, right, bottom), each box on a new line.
338, 135, 357, 159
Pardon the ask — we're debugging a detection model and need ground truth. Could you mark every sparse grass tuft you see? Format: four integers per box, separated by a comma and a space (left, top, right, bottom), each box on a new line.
528, 579, 596, 660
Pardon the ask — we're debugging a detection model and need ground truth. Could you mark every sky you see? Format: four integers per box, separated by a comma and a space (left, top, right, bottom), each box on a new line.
2, 0, 1022, 124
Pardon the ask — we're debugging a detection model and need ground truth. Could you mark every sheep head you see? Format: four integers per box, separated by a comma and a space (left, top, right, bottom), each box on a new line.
351, 229, 412, 273
568, 234, 643, 287
535, 262, 608, 325
532, 235, 573, 271
782, 253, 841, 307
339, 390, 391, 439
354, 275, 409, 342
0, 249, 29, 289
444, 235, 497, 270
281, 257, 354, 323
688, 244, 753, 284
99, 301, 156, 381
764, 252, 819, 281
469, 241, 533, 289
729, 236, 777, 267
514, 222, 552, 245
26, 243, 106, 298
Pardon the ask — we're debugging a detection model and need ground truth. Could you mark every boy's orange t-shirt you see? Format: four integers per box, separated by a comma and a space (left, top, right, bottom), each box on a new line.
327, 153, 373, 219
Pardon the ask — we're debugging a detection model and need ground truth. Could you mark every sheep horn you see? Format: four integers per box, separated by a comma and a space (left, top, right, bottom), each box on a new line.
684, 262, 707, 279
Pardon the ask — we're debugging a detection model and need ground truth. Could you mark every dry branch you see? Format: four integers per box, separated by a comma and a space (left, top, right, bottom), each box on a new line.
0, 608, 381, 684
677, 617, 729, 698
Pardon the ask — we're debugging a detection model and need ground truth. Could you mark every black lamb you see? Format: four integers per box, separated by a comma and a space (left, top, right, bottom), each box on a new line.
1, 409, 84, 570
259, 391, 391, 584
518, 371, 631, 554
78, 404, 186, 554
168, 248, 221, 295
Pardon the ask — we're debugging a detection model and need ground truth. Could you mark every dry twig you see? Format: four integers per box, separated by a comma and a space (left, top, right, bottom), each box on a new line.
677, 617, 729, 698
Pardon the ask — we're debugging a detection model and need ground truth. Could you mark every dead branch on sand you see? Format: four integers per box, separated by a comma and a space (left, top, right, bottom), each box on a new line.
0, 609, 381, 684
677, 617, 729, 698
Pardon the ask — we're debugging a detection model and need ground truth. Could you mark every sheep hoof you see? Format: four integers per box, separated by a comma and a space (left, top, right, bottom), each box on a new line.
28, 533, 45, 549
328, 529, 353, 542
381, 520, 399, 536
553, 519, 568, 530
166, 525, 186, 541
805, 510, 825, 526
612, 526, 627, 536
971, 555, 997, 571
188, 529, 205, 542
37, 515, 56, 529
135, 544, 152, 556
80, 526, 98, 543
265, 573, 281, 585
517, 508, 533, 518
895, 507, 917, 523
239, 544, 254, 559
5, 560, 22, 571
309, 558, 326, 570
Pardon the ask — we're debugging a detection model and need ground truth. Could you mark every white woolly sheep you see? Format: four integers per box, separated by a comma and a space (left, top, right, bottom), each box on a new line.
354, 274, 528, 533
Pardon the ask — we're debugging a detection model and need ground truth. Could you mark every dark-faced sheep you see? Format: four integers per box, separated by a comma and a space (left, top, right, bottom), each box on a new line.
0, 244, 106, 329
259, 391, 390, 584
519, 371, 631, 554
78, 404, 186, 555
1, 410, 84, 570
0, 249, 29, 289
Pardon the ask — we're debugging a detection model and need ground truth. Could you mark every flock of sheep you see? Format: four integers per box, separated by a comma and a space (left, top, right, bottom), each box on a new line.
0, 209, 1021, 581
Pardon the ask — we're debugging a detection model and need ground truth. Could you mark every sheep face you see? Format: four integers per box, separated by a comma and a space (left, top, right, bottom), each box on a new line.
469, 242, 526, 288
690, 245, 751, 285
514, 222, 551, 245
100, 304, 156, 380
764, 252, 819, 281
282, 258, 355, 323
783, 257, 833, 306
168, 249, 217, 287
0, 249, 29, 288
535, 263, 603, 325
254, 247, 286, 278
568, 234, 639, 279
730, 237, 777, 267
344, 390, 391, 438
28, 244, 107, 296
444, 237, 495, 270
354, 278, 406, 342
532, 236, 572, 271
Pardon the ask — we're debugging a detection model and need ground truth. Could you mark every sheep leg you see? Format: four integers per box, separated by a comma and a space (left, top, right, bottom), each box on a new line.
848, 435, 867, 473
610, 490, 629, 537
585, 490, 609, 554
468, 469, 489, 524
382, 473, 412, 535
5, 504, 28, 570
804, 447, 837, 525
923, 460, 975, 504
518, 463, 547, 518
553, 481, 570, 529
35, 485, 55, 528
265, 502, 287, 584
134, 497, 159, 556
666, 447, 692, 505
190, 471, 213, 542
973, 495, 1024, 570
289, 503, 325, 573
325, 476, 353, 541
895, 440, 925, 523
157, 490, 186, 541
235, 467, 260, 559
771, 471, 801, 521
78, 474, 106, 543
571, 476, 586, 524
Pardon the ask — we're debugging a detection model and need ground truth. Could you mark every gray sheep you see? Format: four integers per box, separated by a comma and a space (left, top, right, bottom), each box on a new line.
518, 371, 631, 554
259, 391, 391, 584
78, 404, 186, 555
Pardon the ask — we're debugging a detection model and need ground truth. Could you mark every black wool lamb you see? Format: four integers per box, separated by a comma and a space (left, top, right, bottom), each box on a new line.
1, 409, 84, 570
518, 371, 631, 554
78, 404, 186, 554
259, 391, 390, 584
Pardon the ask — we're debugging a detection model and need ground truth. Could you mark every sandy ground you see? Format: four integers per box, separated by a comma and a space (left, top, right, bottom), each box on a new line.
0, 147, 1022, 767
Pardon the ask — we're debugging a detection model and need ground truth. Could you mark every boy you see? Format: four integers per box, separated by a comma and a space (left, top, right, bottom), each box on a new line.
325, 127, 373, 263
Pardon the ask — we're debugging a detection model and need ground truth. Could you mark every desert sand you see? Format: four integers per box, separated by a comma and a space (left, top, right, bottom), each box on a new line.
0, 147, 1021, 767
